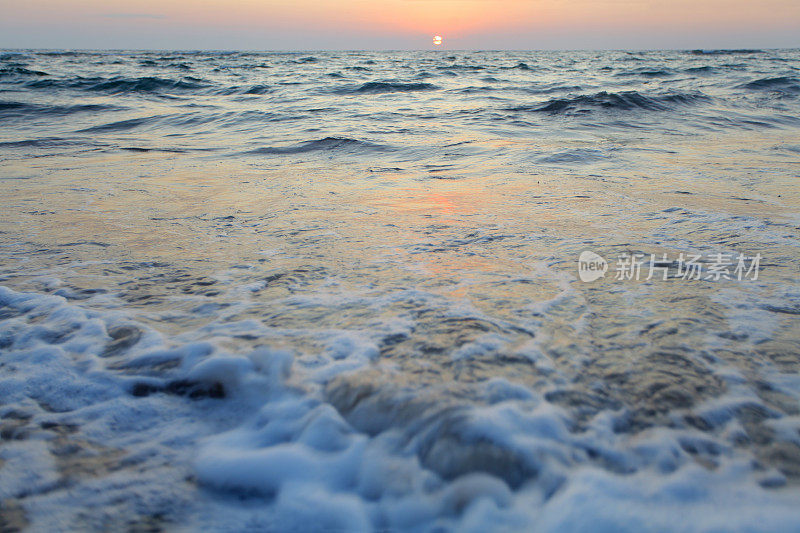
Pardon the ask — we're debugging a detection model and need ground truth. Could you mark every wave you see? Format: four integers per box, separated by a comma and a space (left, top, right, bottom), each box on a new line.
507, 91, 710, 114
689, 49, 764, 55
537, 148, 607, 164
508, 62, 532, 70
522, 84, 587, 95
292, 56, 319, 64
615, 68, 674, 78
335, 81, 439, 95
0, 53, 29, 61
141, 59, 191, 70
685, 66, 715, 74
452, 86, 498, 94
24, 76, 207, 95
77, 116, 159, 133
739, 76, 800, 93
0, 137, 87, 148
215, 84, 272, 95
0, 66, 49, 77
90, 76, 206, 94
34, 50, 89, 57
241, 85, 272, 95
0, 100, 123, 118
245, 136, 393, 155
437, 65, 486, 71
120, 146, 190, 153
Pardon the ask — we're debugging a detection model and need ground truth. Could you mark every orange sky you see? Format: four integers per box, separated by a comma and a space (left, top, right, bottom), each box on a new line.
1, 0, 799, 49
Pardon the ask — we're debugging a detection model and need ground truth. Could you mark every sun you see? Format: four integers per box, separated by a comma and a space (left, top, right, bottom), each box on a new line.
433, 35, 443, 46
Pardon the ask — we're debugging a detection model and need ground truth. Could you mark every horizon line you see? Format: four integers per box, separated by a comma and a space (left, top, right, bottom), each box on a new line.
1, 46, 796, 53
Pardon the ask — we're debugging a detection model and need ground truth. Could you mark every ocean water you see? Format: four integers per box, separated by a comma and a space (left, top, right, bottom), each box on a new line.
1, 49, 800, 530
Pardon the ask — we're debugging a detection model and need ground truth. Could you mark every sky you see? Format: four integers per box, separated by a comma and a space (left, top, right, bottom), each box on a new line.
1, 0, 798, 50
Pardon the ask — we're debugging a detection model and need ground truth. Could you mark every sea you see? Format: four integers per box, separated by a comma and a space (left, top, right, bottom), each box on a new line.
1, 49, 800, 531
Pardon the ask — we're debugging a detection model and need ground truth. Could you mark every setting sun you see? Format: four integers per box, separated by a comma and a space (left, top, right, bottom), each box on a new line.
433, 35, 443, 46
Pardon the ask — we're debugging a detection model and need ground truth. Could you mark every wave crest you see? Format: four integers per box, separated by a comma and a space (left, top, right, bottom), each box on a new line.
508, 91, 710, 114
25, 76, 207, 95
739, 77, 800, 93
336, 81, 439, 95
245, 137, 393, 155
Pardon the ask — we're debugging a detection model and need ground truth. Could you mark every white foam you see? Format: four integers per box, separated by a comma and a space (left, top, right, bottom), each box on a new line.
2, 285, 800, 531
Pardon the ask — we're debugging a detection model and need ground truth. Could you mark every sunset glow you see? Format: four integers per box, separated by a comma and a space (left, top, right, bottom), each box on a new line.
1, 0, 798, 49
